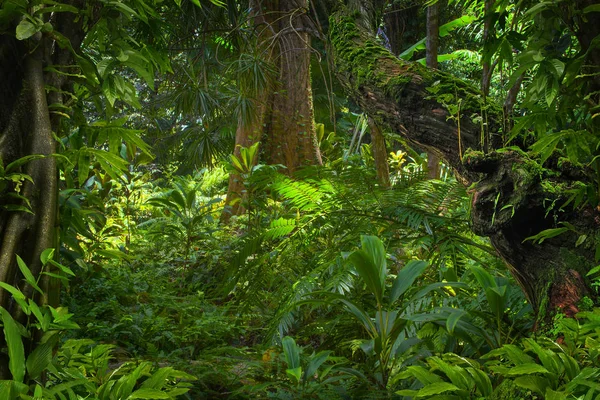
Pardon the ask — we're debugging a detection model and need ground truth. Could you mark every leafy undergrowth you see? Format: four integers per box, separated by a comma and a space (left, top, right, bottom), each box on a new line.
55, 167, 600, 399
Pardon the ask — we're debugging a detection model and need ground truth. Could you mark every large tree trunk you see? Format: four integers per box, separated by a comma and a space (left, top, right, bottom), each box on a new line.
0, 33, 57, 379
265, 0, 322, 174
329, 8, 599, 324
0, 2, 85, 378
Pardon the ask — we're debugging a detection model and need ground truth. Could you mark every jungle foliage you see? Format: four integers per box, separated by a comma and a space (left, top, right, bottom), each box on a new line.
0, 0, 600, 399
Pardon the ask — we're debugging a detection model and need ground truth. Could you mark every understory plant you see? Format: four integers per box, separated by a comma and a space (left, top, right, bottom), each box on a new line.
0, 251, 194, 399
301, 235, 468, 390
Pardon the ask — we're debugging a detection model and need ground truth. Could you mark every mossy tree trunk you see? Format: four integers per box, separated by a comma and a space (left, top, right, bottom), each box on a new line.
329, 7, 600, 325
264, 0, 322, 174
0, 1, 85, 379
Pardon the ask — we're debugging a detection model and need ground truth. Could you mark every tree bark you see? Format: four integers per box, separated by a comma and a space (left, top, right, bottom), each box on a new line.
0, 0, 89, 378
0, 33, 58, 378
425, 0, 440, 179
329, 9, 599, 324
368, 118, 390, 187
265, 0, 322, 174
481, 0, 495, 98
221, 0, 273, 222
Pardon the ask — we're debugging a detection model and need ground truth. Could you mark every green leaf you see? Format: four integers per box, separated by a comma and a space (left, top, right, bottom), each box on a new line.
5, 154, 46, 172
544, 388, 567, 400
282, 336, 301, 370
514, 375, 550, 395
583, 5, 600, 13
0, 307, 25, 382
446, 309, 466, 334
40, 248, 54, 265
78, 150, 90, 186
545, 77, 559, 106
128, 388, 170, 399
0, 282, 26, 302
416, 382, 461, 396
26, 332, 59, 380
0, 381, 29, 398
305, 351, 331, 381
339, 298, 377, 334
507, 363, 550, 375
524, 227, 569, 244
360, 235, 386, 285
28, 300, 48, 331
389, 260, 428, 303
586, 265, 600, 277
15, 19, 38, 40
285, 367, 302, 384
16, 255, 43, 295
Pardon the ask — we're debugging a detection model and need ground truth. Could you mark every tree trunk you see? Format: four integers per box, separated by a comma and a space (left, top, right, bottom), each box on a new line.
425, 0, 440, 179
0, 1, 86, 378
221, 0, 273, 222
265, 0, 322, 174
368, 118, 390, 187
481, 0, 495, 98
0, 33, 58, 379
329, 9, 599, 324
221, 110, 267, 222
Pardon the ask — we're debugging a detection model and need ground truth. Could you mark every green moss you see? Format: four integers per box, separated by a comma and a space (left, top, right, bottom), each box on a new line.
540, 180, 568, 195
462, 149, 484, 163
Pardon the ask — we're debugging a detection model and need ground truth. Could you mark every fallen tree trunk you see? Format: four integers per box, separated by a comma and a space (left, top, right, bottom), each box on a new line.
329, 10, 599, 325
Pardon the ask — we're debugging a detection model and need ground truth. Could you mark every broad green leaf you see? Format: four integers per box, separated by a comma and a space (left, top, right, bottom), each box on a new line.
546, 77, 559, 106
0, 381, 29, 398
467, 367, 493, 396
416, 382, 461, 396
140, 368, 173, 390
286, 367, 302, 384
389, 260, 428, 303
545, 388, 567, 400
469, 264, 496, 289
398, 365, 443, 385
427, 357, 471, 390
349, 250, 383, 305
305, 351, 331, 381
282, 336, 301, 370
16, 255, 43, 295
0, 308, 25, 382
360, 235, 386, 286
26, 332, 59, 380
128, 388, 170, 399
506, 363, 550, 375
40, 248, 54, 265
15, 19, 38, 40
445, 309, 466, 334
514, 375, 550, 395
339, 298, 376, 335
